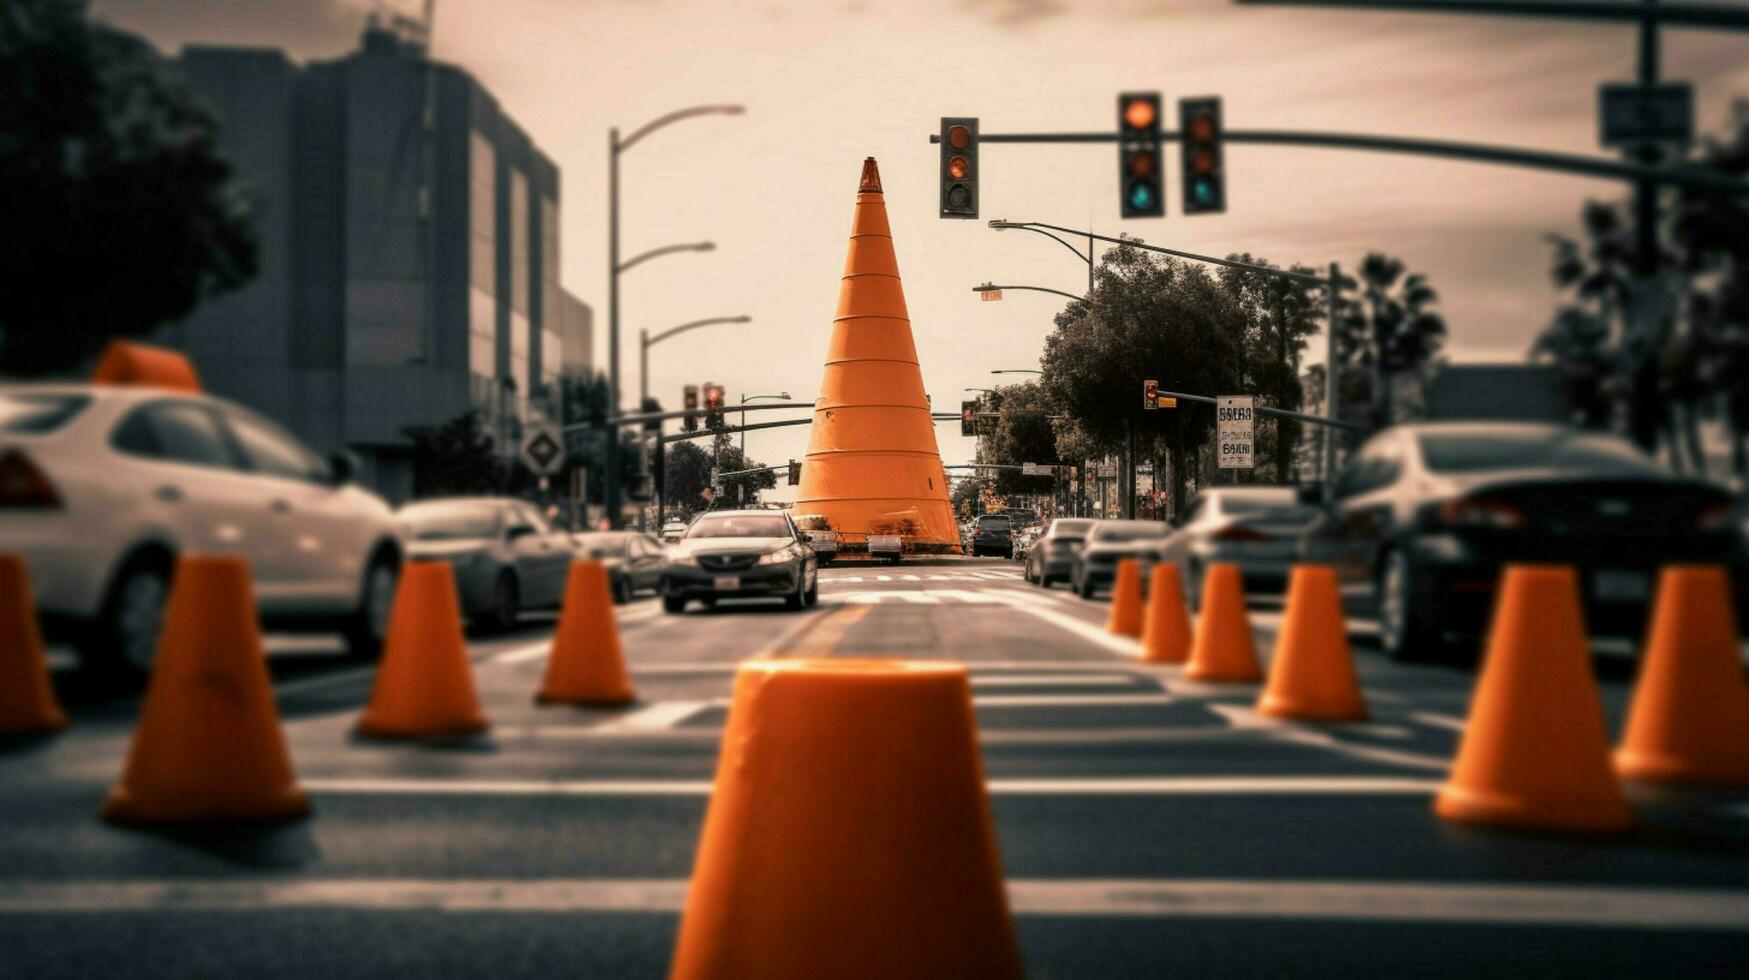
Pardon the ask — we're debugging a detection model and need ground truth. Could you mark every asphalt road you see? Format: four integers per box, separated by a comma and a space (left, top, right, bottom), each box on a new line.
3, 557, 1747, 979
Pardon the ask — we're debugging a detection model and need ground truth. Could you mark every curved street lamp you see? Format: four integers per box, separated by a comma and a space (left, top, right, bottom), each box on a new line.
639, 315, 753, 404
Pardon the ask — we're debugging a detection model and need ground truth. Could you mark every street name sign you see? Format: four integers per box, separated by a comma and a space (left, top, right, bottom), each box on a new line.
1600, 83, 1693, 149
1217, 395, 1254, 470
520, 424, 566, 476
1021, 462, 1053, 476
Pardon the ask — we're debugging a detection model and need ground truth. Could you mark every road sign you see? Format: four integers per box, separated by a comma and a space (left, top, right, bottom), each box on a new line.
1143, 379, 1158, 410
520, 424, 566, 476
980, 289, 1002, 301
1157, 396, 1177, 409
1217, 395, 1254, 470
1599, 83, 1693, 148
1021, 462, 1053, 476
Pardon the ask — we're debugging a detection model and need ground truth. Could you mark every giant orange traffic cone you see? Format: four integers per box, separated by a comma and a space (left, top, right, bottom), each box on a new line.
793, 159, 960, 554
671, 659, 1021, 980
1257, 565, 1367, 721
1105, 558, 1144, 638
1184, 563, 1262, 682
90, 340, 201, 393
536, 561, 635, 706
1614, 565, 1749, 788
1140, 563, 1193, 664
1435, 565, 1632, 833
102, 556, 308, 824
355, 562, 488, 740
0, 555, 68, 736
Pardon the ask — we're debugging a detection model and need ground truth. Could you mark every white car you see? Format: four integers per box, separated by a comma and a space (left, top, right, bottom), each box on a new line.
0, 384, 405, 680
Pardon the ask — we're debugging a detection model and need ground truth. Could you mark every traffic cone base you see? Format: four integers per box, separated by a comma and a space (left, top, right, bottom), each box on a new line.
670, 658, 1022, 980
1140, 563, 1192, 664
0, 555, 69, 736
102, 556, 308, 825
1257, 565, 1368, 722
1614, 565, 1749, 788
1184, 563, 1262, 682
536, 561, 636, 707
1434, 565, 1632, 834
355, 562, 488, 740
1106, 558, 1144, 638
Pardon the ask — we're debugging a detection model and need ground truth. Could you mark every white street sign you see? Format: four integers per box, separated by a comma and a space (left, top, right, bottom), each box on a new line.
1021, 462, 1052, 476
520, 424, 566, 476
1217, 395, 1255, 470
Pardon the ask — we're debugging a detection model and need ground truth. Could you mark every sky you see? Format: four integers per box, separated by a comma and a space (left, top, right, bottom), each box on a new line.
93, 0, 1749, 498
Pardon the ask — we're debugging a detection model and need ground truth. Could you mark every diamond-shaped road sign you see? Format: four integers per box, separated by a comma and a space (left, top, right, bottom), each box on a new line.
521, 425, 566, 476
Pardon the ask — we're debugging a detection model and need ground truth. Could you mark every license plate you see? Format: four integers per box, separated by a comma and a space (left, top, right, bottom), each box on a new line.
1593, 569, 1650, 603
713, 575, 740, 591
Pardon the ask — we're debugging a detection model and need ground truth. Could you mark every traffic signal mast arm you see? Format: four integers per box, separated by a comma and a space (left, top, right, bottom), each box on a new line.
1152, 389, 1366, 431
573, 400, 815, 432
973, 283, 1085, 302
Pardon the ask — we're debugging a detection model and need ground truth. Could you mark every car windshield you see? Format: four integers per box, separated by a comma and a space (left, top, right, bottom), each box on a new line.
1418, 430, 1664, 476
978, 517, 1010, 529
574, 533, 629, 558
1217, 490, 1319, 518
1050, 519, 1095, 539
0, 393, 91, 434
1090, 520, 1170, 542
687, 515, 791, 539
400, 502, 501, 540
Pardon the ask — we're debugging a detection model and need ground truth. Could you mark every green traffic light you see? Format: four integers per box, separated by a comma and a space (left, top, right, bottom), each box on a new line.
1127, 181, 1156, 212
1191, 177, 1218, 207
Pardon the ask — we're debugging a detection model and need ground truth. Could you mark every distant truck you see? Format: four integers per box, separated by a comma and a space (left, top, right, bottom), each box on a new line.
790, 513, 840, 565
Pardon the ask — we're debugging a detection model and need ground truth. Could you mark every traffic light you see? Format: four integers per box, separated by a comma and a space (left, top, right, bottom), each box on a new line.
787, 459, 802, 486
703, 382, 725, 429
640, 397, 662, 434
1118, 93, 1163, 219
960, 401, 977, 437
939, 117, 978, 219
1143, 379, 1159, 410
682, 384, 699, 432
1179, 97, 1225, 215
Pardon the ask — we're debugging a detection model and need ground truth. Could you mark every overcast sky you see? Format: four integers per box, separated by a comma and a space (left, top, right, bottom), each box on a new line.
94, 0, 1749, 495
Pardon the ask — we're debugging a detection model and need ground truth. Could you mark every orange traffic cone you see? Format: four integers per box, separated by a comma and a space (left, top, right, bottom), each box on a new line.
1140, 563, 1192, 664
355, 562, 488, 740
0, 555, 68, 736
793, 159, 961, 554
90, 340, 201, 393
536, 561, 635, 706
1184, 563, 1262, 682
102, 556, 308, 824
1435, 565, 1632, 833
1614, 565, 1749, 788
1105, 559, 1144, 638
1257, 565, 1367, 721
671, 659, 1022, 980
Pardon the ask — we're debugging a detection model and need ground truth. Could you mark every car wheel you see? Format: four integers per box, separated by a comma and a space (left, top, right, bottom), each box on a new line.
343, 552, 399, 660
488, 570, 520, 633
82, 556, 172, 683
1185, 560, 1203, 614
1377, 549, 1440, 662
785, 571, 807, 609
613, 576, 632, 605
1077, 578, 1096, 600
803, 573, 819, 607
663, 595, 687, 614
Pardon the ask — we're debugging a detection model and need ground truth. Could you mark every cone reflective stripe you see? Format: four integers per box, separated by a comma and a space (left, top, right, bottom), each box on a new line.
1257, 565, 1367, 721
536, 561, 636, 706
90, 340, 201, 392
102, 556, 308, 824
0, 555, 68, 735
1614, 565, 1749, 787
1184, 563, 1262, 682
671, 659, 1021, 980
794, 158, 960, 552
1140, 563, 1192, 664
1105, 558, 1144, 638
1436, 565, 1632, 833
355, 562, 488, 739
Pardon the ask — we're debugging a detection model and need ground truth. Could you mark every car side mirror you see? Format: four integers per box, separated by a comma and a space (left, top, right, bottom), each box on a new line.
506, 523, 537, 541
328, 450, 361, 486
1295, 483, 1326, 508
800, 532, 813, 543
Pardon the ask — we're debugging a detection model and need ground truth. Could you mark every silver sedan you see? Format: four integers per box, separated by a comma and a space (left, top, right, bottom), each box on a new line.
398, 497, 576, 631
1156, 487, 1321, 609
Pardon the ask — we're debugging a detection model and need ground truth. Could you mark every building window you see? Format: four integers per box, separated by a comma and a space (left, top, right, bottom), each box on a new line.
468, 131, 496, 395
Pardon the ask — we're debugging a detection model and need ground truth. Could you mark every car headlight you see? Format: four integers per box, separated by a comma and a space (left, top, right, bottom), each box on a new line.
758, 544, 801, 565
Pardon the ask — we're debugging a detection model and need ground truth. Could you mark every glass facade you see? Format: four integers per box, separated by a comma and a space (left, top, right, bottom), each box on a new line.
509, 168, 531, 421
539, 195, 562, 416
467, 131, 497, 410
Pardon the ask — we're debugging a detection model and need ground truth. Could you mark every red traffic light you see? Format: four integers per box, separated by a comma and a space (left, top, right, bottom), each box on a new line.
1125, 150, 1155, 177
948, 124, 971, 150
1122, 98, 1157, 131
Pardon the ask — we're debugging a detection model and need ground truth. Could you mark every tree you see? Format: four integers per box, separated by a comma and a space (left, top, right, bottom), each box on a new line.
405, 411, 528, 498
1218, 255, 1323, 482
984, 382, 1060, 496
0, 0, 257, 375
1354, 252, 1447, 425
663, 441, 715, 519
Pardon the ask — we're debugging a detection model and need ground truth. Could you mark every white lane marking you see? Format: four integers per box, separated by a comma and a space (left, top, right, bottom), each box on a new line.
1412, 712, 1467, 733
493, 641, 552, 665
299, 776, 1438, 798
969, 673, 1136, 688
900, 574, 921, 581
1209, 704, 1451, 773
876, 574, 892, 582
4, 878, 1744, 930
624, 660, 1165, 675
974, 693, 1174, 708
587, 700, 711, 733
992, 594, 1144, 659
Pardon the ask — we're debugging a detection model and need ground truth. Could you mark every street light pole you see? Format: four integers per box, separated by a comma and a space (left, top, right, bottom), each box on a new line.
638, 315, 752, 406
739, 391, 792, 464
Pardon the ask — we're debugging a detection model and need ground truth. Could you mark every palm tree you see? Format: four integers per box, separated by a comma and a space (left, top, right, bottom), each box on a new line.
1356, 252, 1447, 425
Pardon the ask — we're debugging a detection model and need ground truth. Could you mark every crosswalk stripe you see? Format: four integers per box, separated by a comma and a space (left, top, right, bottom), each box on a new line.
298, 775, 1438, 797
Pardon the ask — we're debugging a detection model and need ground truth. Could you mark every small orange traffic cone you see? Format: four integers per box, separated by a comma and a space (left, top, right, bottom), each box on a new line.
1257, 565, 1367, 721
1614, 565, 1749, 788
355, 562, 488, 740
670, 659, 1022, 980
1435, 565, 1632, 833
102, 556, 308, 824
536, 561, 635, 706
1140, 563, 1192, 664
1105, 558, 1144, 638
1184, 563, 1261, 682
0, 555, 68, 736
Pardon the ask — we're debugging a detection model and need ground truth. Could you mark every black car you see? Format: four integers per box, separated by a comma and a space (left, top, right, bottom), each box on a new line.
572, 531, 666, 603
969, 514, 1014, 558
1298, 421, 1749, 661
662, 510, 819, 613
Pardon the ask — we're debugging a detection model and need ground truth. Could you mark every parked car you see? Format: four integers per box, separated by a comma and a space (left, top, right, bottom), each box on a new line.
1023, 518, 1096, 587
1013, 523, 1045, 560
572, 530, 666, 603
398, 497, 576, 631
1156, 487, 1323, 609
663, 509, 818, 612
1072, 519, 1173, 598
0, 384, 404, 680
969, 513, 1015, 558
659, 520, 689, 545
1298, 420, 1749, 661
791, 513, 839, 564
